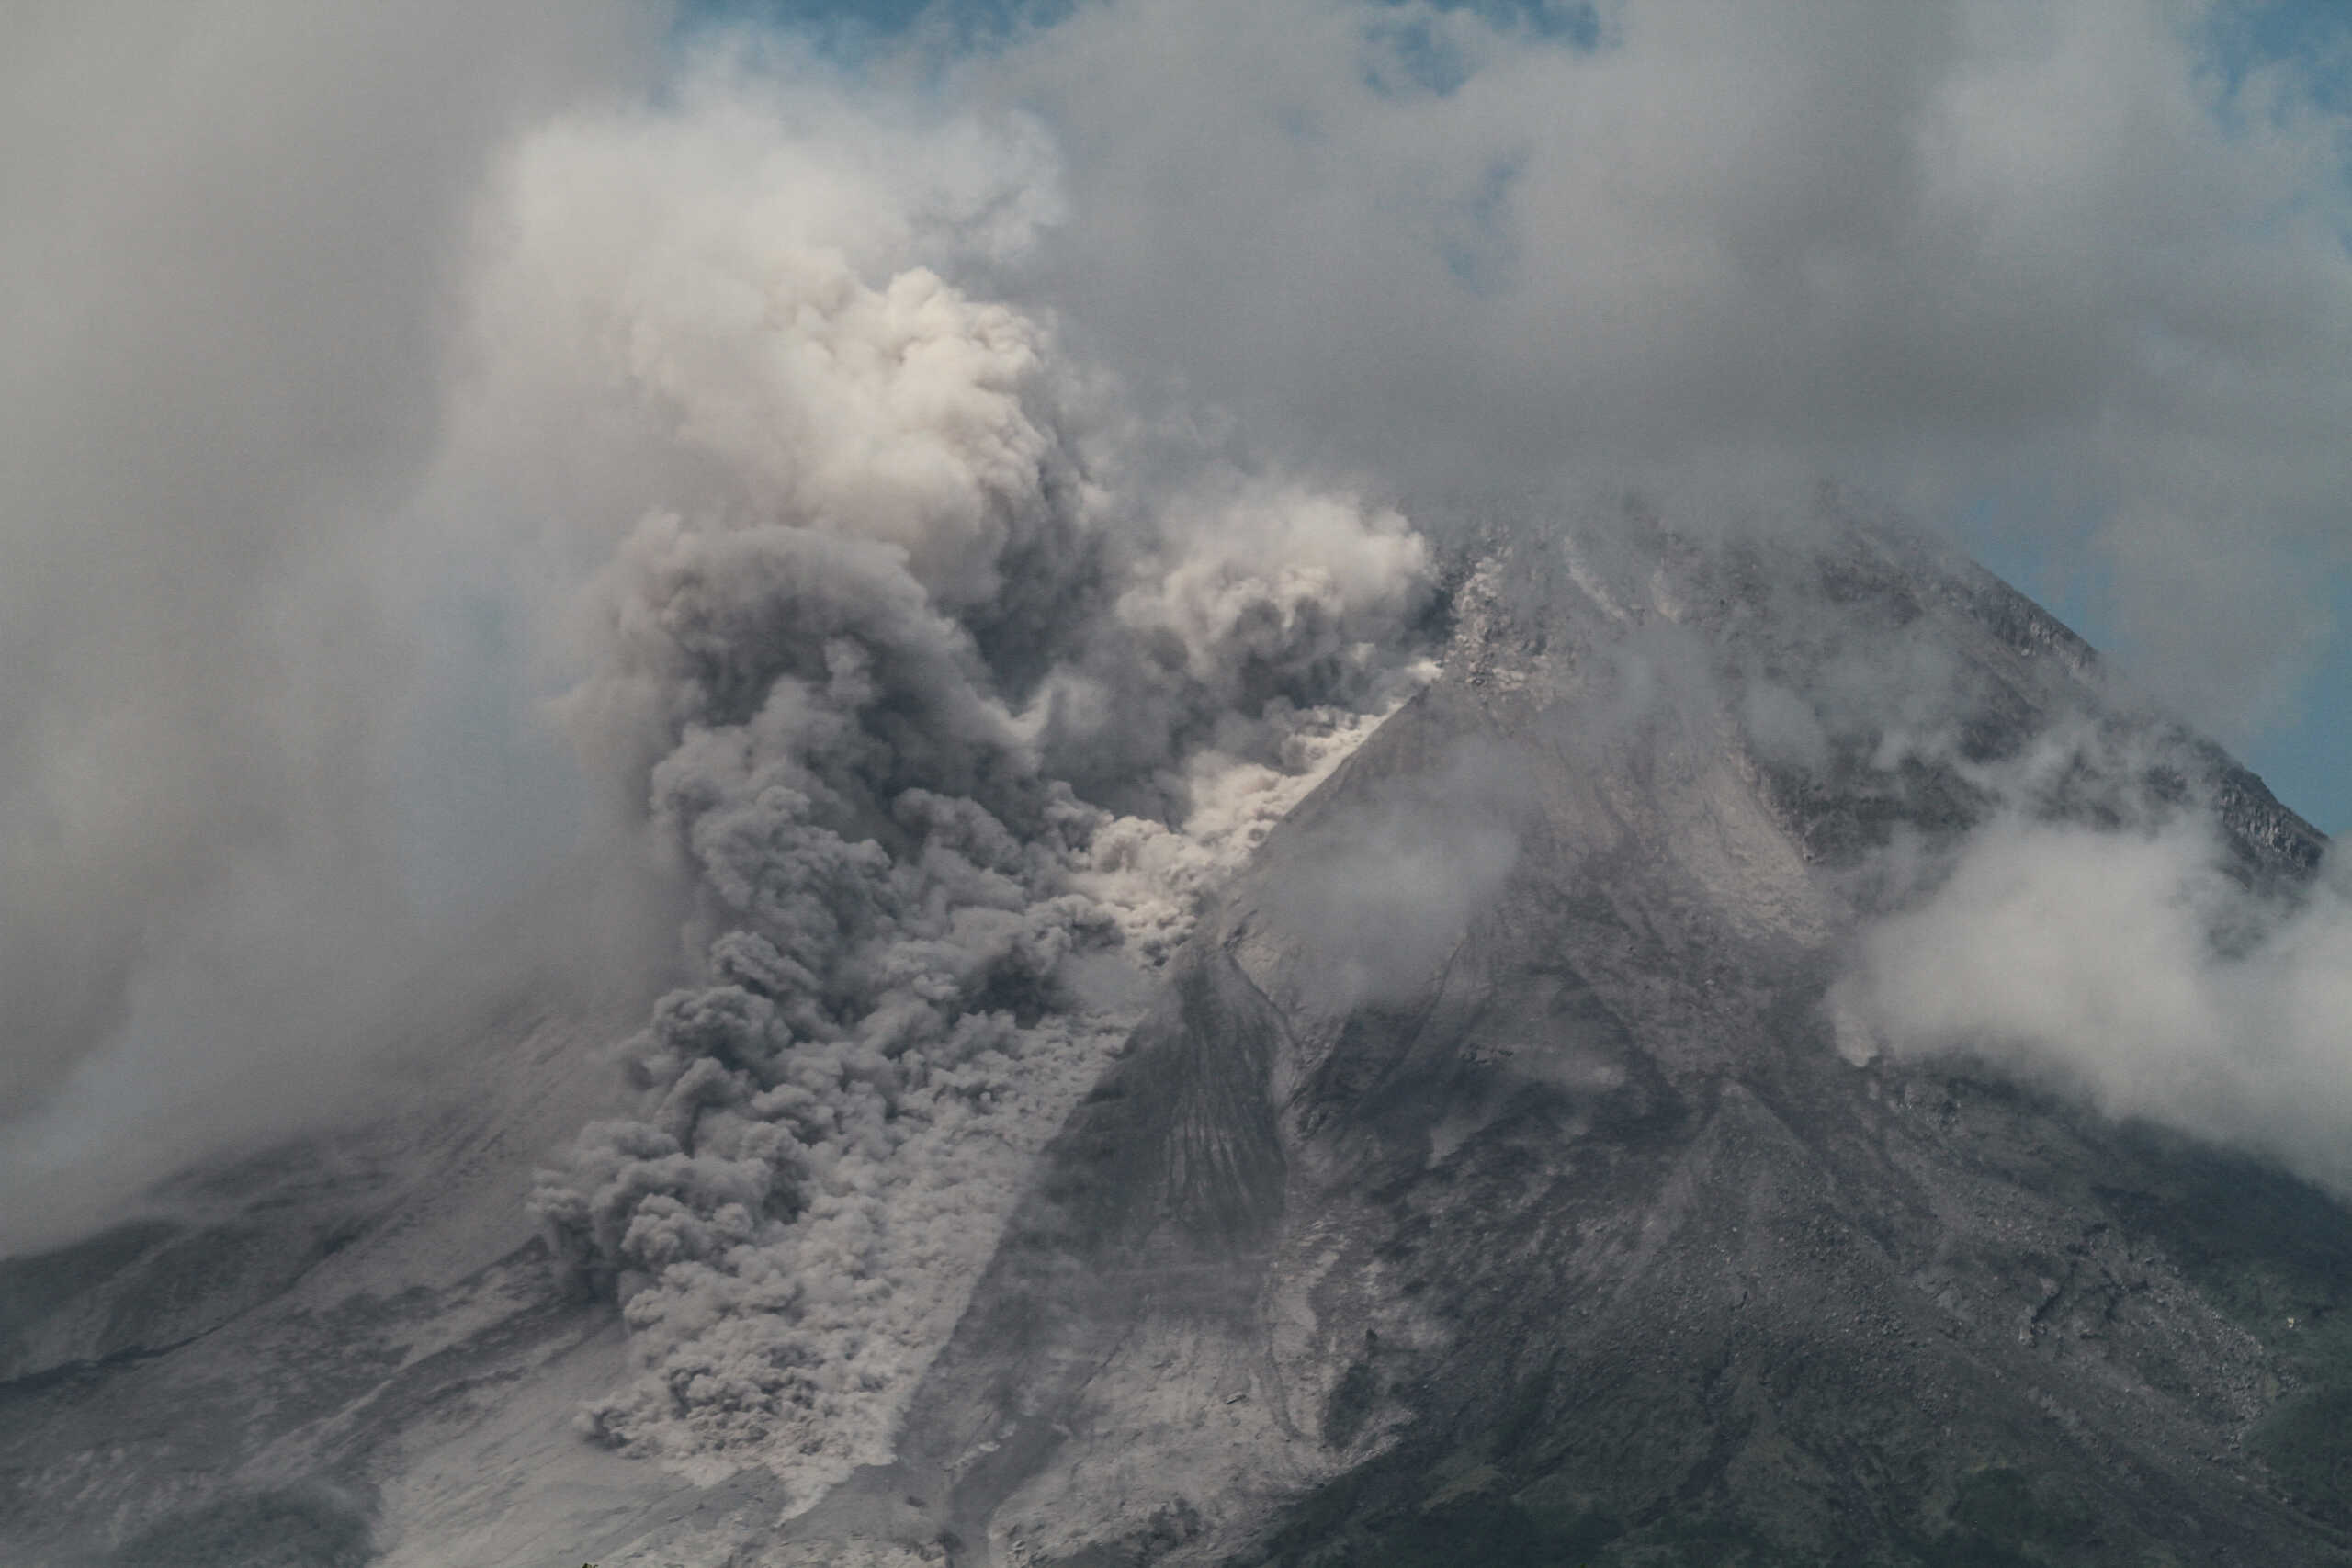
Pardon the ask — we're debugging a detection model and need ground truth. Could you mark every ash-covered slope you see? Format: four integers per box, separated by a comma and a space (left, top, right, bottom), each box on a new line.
4, 510, 2346, 1568
0, 976, 816, 1568
783, 513, 2348, 1567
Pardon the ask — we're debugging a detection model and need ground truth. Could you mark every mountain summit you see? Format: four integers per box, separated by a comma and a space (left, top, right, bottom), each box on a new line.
5, 509, 2346, 1568
774, 512, 2344, 1566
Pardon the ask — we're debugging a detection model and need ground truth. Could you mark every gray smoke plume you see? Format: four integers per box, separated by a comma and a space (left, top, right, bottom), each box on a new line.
978, 0, 2352, 746
501, 66, 1437, 1499
0, 0, 654, 1252
6, 2, 2349, 1515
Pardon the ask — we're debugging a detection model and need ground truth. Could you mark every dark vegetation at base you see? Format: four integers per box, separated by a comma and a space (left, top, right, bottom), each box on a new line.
1236, 1459, 1623, 1568
2262, 1391, 2352, 1533
1895, 1466, 2097, 1568
2099, 1132, 2352, 1532
1215, 1102, 2352, 1568
1243, 1458, 2119, 1567
1056, 1501, 1205, 1567
106, 1484, 373, 1568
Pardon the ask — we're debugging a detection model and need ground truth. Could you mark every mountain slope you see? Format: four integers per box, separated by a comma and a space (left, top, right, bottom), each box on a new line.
783, 513, 2345, 1566
3, 510, 2345, 1568
0, 987, 819, 1568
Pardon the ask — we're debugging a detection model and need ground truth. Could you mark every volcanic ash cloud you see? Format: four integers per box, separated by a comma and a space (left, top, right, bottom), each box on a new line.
504, 76, 1435, 1502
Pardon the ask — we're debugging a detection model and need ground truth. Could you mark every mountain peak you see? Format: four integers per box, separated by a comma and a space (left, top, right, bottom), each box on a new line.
775, 510, 2345, 1564
6, 513, 2346, 1567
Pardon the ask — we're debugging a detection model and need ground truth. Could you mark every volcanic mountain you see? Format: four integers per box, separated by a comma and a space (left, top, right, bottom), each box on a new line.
5, 510, 2347, 1567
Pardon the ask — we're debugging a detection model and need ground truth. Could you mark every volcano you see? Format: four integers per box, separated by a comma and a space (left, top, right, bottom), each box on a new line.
5, 510, 2347, 1568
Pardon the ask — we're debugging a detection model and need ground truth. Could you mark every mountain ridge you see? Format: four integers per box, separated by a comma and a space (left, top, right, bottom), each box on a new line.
777, 511, 2346, 1564
3, 510, 2347, 1567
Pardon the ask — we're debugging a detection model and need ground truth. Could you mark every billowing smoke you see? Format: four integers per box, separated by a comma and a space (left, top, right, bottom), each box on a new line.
1261, 740, 1527, 1015
1828, 698, 2352, 1196
492, 63, 1436, 1500
978, 0, 2352, 752
1840, 816, 2352, 1191
0, 0, 655, 1252
6, 0, 2350, 1514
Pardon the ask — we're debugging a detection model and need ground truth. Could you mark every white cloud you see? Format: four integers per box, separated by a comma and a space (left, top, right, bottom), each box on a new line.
972, 0, 2352, 733
6, 2, 2349, 1510
1838, 818, 2352, 1194
0, 0, 656, 1248
487, 57, 1442, 1493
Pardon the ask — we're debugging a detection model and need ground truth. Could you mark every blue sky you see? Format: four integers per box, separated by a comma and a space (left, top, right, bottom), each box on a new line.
2139, 3, 2347, 829
1954, 0, 2352, 831
1972, 529, 2352, 834
2243, 597, 2350, 834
